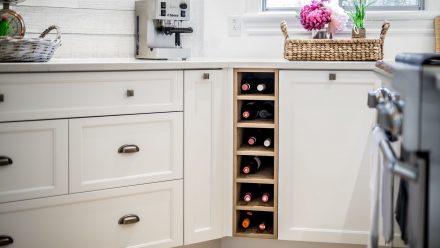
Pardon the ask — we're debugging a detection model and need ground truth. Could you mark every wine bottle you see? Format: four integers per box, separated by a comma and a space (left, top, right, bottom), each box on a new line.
260, 184, 272, 203
241, 211, 253, 229
261, 192, 271, 203
258, 221, 267, 232
263, 132, 274, 148
241, 102, 260, 120
258, 101, 274, 119
256, 80, 274, 94
241, 78, 257, 94
241, 156, 262, 175
245, 129, 264, 146
241, 184, 258, 202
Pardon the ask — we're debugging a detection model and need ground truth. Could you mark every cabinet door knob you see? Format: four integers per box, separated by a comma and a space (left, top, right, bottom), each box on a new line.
0, 94, 4, 103
0, 235, 13, 246
0, 156, 13, 167
118, 214, 140, 225
118, 144, 140, 154
329, 73, 337, 80
203, 73, 210, 80
126, 90, 135, 97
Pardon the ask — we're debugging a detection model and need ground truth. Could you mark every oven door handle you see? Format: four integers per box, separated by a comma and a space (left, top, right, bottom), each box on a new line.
378, 135, 418, 182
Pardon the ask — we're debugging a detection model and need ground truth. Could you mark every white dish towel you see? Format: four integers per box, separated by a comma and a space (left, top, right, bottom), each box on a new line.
365, 126, 397, 248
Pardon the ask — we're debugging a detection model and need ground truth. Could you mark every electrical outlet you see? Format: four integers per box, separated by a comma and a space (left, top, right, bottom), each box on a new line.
228, 16, 242, 36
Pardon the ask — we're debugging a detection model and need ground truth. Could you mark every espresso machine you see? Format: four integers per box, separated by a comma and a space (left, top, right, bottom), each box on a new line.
135, 0, 193, 60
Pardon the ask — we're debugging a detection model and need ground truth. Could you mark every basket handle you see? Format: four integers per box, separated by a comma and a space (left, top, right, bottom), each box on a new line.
39, 25, 61, 41
281, 20, 289, 40
380, 21, 390, 41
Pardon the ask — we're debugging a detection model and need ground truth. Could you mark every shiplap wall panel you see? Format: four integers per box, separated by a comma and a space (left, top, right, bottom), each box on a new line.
21, 0, 136, 11
16, 6, 134, 35
52, 34, 135, 59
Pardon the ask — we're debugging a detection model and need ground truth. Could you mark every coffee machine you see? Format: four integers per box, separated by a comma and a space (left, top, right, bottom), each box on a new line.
135, 0, 193, 60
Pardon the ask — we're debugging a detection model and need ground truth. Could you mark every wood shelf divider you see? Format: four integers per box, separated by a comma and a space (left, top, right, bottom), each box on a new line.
233, 68, 279, 239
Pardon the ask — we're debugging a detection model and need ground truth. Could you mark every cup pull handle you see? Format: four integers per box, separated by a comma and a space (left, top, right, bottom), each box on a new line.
0, 235, 13, 246
203, 73, 210, 80
118, 214, 140, 225
118, 145, 140, 154
0, 157, 13, 167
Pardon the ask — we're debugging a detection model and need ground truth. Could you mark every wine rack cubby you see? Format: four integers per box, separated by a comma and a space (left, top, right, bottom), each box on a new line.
233, 69, 278, 239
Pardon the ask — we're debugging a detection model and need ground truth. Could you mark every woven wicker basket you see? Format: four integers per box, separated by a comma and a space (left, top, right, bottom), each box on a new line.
281, 21, 390, 61
0, 25, 61, 62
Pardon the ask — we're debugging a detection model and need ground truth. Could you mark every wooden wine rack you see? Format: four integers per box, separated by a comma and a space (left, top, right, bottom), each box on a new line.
233, 69, 279, 239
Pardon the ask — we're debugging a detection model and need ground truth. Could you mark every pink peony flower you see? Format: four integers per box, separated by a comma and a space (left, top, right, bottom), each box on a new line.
300, 1, 332, 31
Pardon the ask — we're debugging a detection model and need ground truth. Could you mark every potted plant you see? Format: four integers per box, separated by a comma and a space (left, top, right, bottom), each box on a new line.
300, 0, 348, 39
348, 0, 373, 39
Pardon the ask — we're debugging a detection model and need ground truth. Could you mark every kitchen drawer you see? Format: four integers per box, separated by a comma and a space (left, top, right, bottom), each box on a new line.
0, 71, 183, 122
0, 180, 183, 248
282, 70, 377, 84
69, 113, 183, 193
0, 120, 68, 203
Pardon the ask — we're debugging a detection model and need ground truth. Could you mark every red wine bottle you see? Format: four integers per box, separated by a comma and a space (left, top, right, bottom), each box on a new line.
241, 184, 258, 202
260, 184, 272, 203
245, 129, 264, 146
241, 156, 262, 175
258, 221, 267, 232
258, 101, 274, 119
241, 102, 260, 120
241, 78, 257, 94
241, 211, 253, 229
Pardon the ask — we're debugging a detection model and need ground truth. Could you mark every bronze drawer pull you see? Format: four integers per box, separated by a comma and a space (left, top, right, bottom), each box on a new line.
0, 157, 13, 167
126, 90, 135, 97
118, 145, 140, 154
329, 73, 337, 80
0, 235, 13, 246
118, 214, 140, 225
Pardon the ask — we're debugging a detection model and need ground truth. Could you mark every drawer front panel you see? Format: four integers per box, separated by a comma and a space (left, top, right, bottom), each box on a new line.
0, 180, 183, 248
0, 120, 68, 203
0, 71, 183, 122
69, 113, 183, 193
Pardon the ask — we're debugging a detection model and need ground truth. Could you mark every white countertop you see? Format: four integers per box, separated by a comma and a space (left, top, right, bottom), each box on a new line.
0, 58, 377, 73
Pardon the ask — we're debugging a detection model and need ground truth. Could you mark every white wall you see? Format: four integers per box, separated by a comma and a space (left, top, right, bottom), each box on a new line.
203, 0, 440, 60
13, 0, 440, 59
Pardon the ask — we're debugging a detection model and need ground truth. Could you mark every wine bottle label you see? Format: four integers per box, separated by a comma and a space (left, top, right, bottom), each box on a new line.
244, 192, 252, 202
263, 138, 272, 147
242, 83, 251, 91
248, 137, 257, 146
257, 84, 267, 92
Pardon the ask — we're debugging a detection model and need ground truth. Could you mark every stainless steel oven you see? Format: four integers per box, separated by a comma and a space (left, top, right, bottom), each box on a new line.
371, 53, 440, 248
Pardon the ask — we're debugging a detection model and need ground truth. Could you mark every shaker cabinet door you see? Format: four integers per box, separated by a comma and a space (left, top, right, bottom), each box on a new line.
0, 120, 68, 203
278, 70, 379, 245
184, 70, 226, 245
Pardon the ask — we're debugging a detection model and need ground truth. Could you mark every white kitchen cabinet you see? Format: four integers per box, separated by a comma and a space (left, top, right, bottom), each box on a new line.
278, 70, 380, 245
0, 120, 68, 203
184, 70, 226, 244
69, 113, 183, 193
0, 71, 183, 122
0, 180, 183, 248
